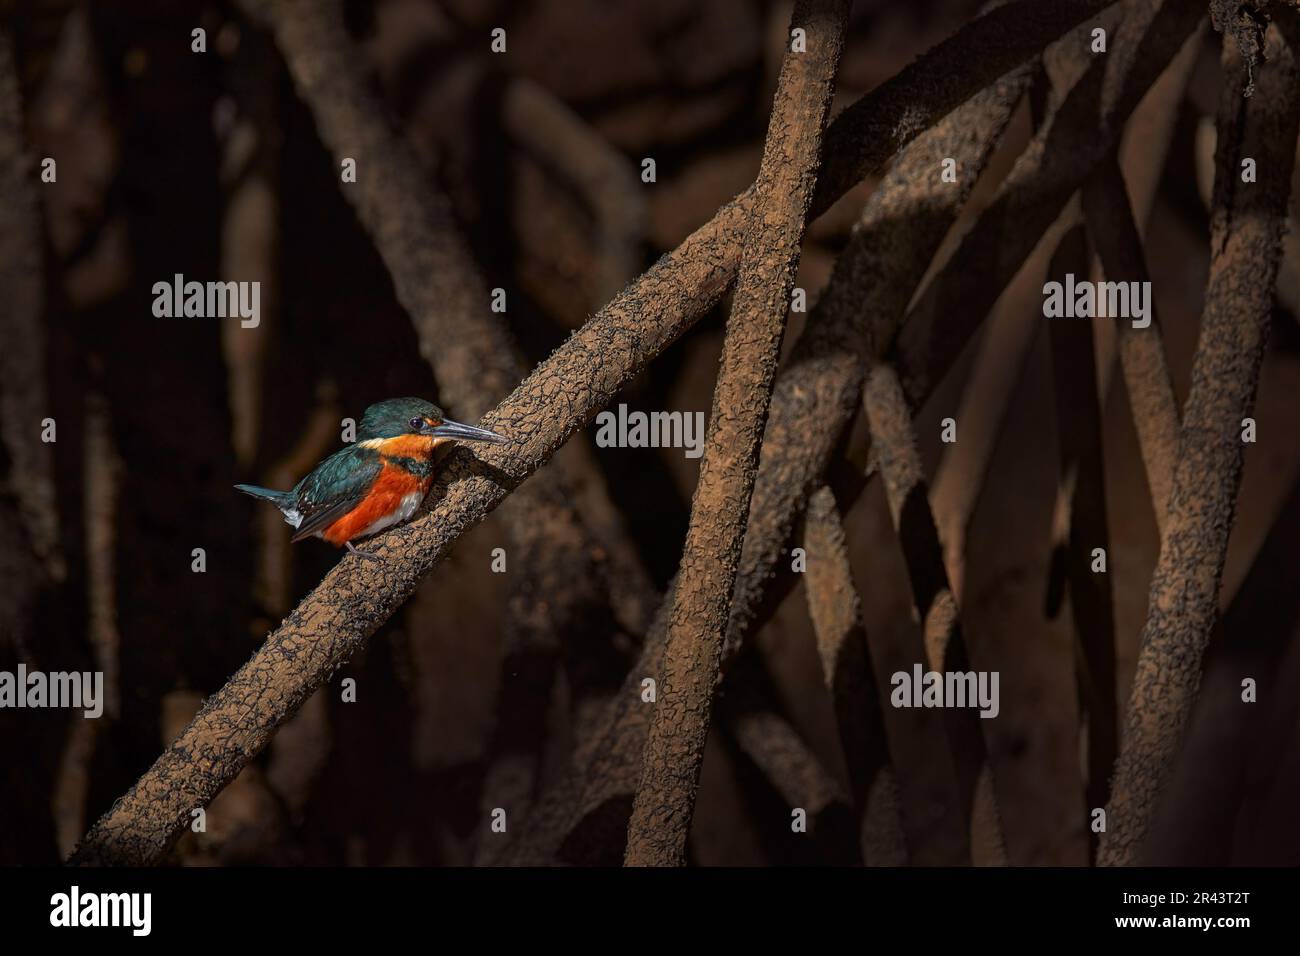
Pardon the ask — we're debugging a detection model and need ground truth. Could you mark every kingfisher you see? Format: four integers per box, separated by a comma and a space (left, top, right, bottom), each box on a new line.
236, 397, 507, 558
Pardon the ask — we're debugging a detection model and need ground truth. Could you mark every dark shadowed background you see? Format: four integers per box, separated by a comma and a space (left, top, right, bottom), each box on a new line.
2, 0, 1299, 866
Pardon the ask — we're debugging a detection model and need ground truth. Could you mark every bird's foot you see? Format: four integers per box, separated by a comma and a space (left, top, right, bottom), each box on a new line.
346, 541, 381, 561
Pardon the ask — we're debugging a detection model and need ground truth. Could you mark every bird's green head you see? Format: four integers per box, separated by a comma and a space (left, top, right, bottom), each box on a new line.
357, 397, 508, 445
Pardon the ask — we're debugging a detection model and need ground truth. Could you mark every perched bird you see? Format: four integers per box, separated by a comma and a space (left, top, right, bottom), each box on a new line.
236, 397, 507, 558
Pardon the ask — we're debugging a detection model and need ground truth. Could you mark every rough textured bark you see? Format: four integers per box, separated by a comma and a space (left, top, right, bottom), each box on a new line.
1146, 474, 1300, 863
1099, 17, 1300, 866
504, 59, 1032, 867
892, 0, 1204, 407
723, 64, 1035, 663
724, 0, 1192, 665
260, 399, 340, 816
1208, 0, 1299, 96
240, 0, 644, 832
70, 0, 1115, 866
531, 0, 1191, 869
811, 0, 1113, 216
623, 0, 849, 867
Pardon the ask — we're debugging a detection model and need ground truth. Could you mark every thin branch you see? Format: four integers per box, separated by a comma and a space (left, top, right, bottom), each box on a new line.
928, 299, 1038, 605
219, 22, 279, 471
553, 442, 660, 638
802, 485, 907, 864
623, 0, 850, 867
239, 0, 513, 415
861, 359, 1007, 864
720, 682, 861, 865
83, 390, 121, 719
53, 717, 98, 860
0, 27, 62, 580
1043, 225, 1118, 860
1090, 20, 1201, 402
802, 486, 887, 812
52, 388, 121, 854
502, 77, 645, 310
71, 0, 1117, 866
725, 709, 849, 830
1080, 157, 1180, 532
1099, 16, 1300, 866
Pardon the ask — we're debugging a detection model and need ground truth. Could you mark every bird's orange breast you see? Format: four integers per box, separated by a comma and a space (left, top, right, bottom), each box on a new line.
321, 461, 430, 545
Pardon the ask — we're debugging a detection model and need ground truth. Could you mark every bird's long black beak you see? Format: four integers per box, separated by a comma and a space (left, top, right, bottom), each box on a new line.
430, 418, 509, 444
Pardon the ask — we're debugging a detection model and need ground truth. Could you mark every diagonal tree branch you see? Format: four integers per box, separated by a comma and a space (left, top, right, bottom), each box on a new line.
812, 0, 1113, 215
891, 0, 1203, 409
1099, 15, 1300, 866
237, 0, 653, 834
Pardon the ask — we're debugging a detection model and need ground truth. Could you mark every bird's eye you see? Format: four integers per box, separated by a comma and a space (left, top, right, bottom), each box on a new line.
409, 417, 424, 430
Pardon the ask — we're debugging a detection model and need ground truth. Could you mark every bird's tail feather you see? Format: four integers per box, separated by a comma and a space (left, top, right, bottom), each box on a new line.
234, 483, 293, 508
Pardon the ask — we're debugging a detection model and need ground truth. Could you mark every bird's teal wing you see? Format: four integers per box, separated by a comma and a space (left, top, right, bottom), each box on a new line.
290, 445, 383, 542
